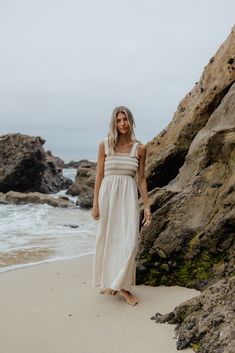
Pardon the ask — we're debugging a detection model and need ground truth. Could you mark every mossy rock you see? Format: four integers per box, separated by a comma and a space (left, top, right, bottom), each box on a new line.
138, 249, 228, 289
142, 268, 160, 286
188, 232, 203, 255
190, 342, 201, 352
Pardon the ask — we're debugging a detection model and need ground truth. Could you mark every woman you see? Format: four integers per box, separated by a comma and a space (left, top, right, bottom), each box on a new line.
91, 106, 151, 306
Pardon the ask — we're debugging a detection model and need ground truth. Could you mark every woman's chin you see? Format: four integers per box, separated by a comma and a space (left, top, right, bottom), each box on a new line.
118, 129, 130, 135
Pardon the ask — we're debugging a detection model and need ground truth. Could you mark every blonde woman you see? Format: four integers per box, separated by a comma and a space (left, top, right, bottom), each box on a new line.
92, 106, 151, 306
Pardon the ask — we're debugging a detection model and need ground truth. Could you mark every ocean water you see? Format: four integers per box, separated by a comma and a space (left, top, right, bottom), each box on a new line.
0, 168, 97, 273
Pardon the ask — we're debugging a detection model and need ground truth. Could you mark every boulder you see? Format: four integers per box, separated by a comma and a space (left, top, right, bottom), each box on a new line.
0, 133, 72, 193
0, 190, 74, 208
152, 276, 235, 353
67, 160, 96, 208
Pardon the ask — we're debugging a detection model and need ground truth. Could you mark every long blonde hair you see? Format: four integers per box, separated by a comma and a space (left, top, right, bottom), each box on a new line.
107, 106, 137, 154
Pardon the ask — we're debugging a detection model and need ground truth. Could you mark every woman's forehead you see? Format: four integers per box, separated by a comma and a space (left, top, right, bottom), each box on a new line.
116, 111, 126, 118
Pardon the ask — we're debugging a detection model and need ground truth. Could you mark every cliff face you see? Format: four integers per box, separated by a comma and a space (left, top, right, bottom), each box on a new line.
137, 82, 235, 290
136, 27, 235, 353
136, 26, 235, 290
145, 26, 235, 192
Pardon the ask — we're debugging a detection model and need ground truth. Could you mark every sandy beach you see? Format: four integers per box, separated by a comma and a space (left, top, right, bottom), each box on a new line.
0, 254, 199, 353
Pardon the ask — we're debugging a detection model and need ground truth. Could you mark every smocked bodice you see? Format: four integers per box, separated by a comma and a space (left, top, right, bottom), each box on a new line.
103, 137, 139, 178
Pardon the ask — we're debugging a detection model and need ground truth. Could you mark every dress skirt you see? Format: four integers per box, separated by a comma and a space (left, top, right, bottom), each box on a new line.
92, 174, 139, 292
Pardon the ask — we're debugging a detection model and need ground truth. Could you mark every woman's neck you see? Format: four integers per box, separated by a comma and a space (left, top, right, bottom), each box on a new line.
117, 135, 133, 145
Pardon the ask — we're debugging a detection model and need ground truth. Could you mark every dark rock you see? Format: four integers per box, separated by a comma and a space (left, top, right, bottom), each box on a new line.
212, 313, 225, 327
176, 336, 191, 350
63, 224, 80, 228
67, 160, 96, 208
184, 319, 196, 330
152, 277, 235, 353
76, 186, 94, 208
46, 150, 64, 169
0, 133, 72, 193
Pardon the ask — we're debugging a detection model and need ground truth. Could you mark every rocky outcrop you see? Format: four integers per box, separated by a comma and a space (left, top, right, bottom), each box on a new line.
136, 27, 235, 353
137, 82, 235, 291
152, 276, 235, 353
145, 26, 235, 191
0, 133, 72, 193
0, 191, 74, 208
46, 150, 65, 169
64, 159, 94, 169
137, 26, 235, 289
67, 160, 96, 208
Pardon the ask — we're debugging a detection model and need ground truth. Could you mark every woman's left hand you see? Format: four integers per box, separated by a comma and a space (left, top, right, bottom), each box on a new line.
142, 207, 152, 227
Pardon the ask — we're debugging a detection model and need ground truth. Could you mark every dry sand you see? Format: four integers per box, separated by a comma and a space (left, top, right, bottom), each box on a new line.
0, 254, 199, 353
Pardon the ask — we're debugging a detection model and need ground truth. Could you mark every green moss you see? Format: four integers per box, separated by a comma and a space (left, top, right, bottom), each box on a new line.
159, 275, 168, 285
190, 342, 201, 352
143, 268, 159, 286
174, 251, 214, 287
160, 263, 169, 272
139, 245, 228, 288
145, 253, 153, 262
188, 232, 201, 255
173, 250, 229, 287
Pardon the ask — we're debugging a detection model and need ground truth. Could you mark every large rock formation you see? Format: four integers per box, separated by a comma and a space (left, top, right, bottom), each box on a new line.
0, 133, 72, 193
137, 26, 235, 290
66, 160, 96, 208
145, 26, 235, 191
136, 27, 235, 352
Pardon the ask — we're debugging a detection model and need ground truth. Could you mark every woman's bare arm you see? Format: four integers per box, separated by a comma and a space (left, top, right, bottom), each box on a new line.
92, 141, 105, 219
137, 144, 152, 226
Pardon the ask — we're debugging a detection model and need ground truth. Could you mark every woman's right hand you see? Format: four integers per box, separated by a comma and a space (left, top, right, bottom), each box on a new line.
142, 207, 152, 227
92, 206, 100, 220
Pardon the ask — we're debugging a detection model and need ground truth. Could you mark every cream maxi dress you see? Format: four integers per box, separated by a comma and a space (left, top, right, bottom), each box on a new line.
92, 137, 140, 292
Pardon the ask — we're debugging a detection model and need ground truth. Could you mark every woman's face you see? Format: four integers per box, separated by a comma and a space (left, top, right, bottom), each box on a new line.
116, 112, 130, 135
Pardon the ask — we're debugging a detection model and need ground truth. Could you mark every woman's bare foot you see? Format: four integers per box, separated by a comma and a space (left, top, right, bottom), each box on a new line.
119, 289, 139, 306
99, 288, 117, 295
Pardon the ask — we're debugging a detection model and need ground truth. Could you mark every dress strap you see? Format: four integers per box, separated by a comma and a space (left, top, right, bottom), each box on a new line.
130, 141, 139, 158
104, 137, 109, 155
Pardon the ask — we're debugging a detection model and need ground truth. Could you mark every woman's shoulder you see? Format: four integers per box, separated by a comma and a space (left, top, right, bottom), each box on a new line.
99, 136, 107, 143
135, 141, 146, 157
97, 139, 106, 155
98, 136, 108, 146
133, 140, 145, 158
134, 139, 145, 149
98, 137, 109, 155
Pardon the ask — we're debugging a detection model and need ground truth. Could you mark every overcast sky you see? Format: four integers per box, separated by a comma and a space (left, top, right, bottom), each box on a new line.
0, 0, 234, 162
